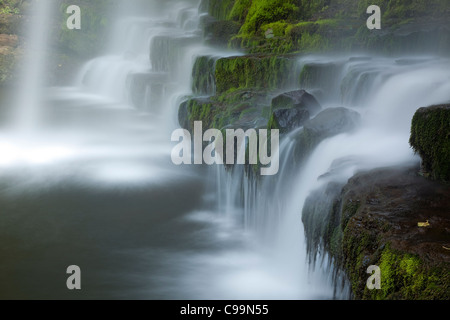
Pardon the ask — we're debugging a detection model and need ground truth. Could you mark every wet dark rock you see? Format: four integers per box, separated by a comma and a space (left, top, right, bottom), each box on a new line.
271, 89, 321, 115
270, 107, 310, 133
204, 20, 241, 47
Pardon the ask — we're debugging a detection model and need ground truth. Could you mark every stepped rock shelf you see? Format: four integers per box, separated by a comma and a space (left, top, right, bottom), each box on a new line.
175, 0, 450, 300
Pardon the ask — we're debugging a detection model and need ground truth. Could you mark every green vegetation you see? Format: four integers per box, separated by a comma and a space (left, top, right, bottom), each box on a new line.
302, 168, 450, 300
215, 54, 297, 93
0, 0, 23, 15
372, 245, 449, 299
205, 0, 450, 54
410, 105, 450, 182
179, 88, 272, 132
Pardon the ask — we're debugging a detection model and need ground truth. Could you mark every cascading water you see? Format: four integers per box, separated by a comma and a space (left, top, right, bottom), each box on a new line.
1, 0, 449, 300
12, 0, 55, 131
218, 55, 450, 299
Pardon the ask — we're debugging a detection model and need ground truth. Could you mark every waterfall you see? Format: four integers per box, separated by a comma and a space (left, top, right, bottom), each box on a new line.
1, 0, 449, 300
13, 0, 55, 131
217, 55, 450, 298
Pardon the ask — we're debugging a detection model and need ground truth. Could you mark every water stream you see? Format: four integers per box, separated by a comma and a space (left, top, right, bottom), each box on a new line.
0, 0, 449, 299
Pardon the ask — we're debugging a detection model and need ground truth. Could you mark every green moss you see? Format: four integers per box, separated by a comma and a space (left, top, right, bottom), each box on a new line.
375, 245, 449, 300
228, 0, 251, 22
58, 1, 115, 59
215, 55, 297, 94
208, 0, 237, 21
409, 105, 450, 182
0, 0, 21, 14
239, 0, 299, 37
186, 99, 215, 129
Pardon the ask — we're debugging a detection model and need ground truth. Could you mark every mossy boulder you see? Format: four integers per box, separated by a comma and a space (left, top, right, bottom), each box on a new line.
271, 89, 321, 114
410, 104, 450, 182
178, 88, 272, 133
178, 97, 216, 131
192, 55, 218, 96
302, 166, 450, 300
215, 54, 298, 94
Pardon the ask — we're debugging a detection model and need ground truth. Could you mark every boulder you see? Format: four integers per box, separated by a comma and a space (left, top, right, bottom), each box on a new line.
410, 104, 450, 181
302, 165, 450, 300
271, 89, 321, 115
178, 97, 214, 131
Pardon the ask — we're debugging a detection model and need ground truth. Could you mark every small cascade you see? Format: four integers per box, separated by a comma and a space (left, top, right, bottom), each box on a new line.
216, 54, 450, 297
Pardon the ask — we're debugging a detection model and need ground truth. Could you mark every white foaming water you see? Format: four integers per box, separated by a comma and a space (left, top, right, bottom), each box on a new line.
2, 0, 450, 300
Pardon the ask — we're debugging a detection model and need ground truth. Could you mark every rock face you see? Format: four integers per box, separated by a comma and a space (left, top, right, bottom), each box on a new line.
303, 166, 450, 300
270, 107, 310, 133
214, 54, 298, 94
410, 104, 450, 182
271, 89, 321, 114
268, 90, 321, 133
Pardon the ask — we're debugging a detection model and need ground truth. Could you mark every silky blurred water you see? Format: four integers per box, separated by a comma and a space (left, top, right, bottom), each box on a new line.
0, 0, 449, 300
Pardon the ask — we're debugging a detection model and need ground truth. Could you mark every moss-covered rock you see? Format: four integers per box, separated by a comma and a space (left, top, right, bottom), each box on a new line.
192, 55, 218, 96
268, 89, 321, 133
178, 88, 272, 133
271, 89, 321, 114
409, 104, 450, 182
215, 54, 298, 94
203, 0, 450, 55
204, 20, 241, 48
302, 166, 450, 300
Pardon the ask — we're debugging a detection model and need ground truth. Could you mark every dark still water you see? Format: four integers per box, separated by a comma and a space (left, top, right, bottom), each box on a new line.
0, 90, 336, 299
